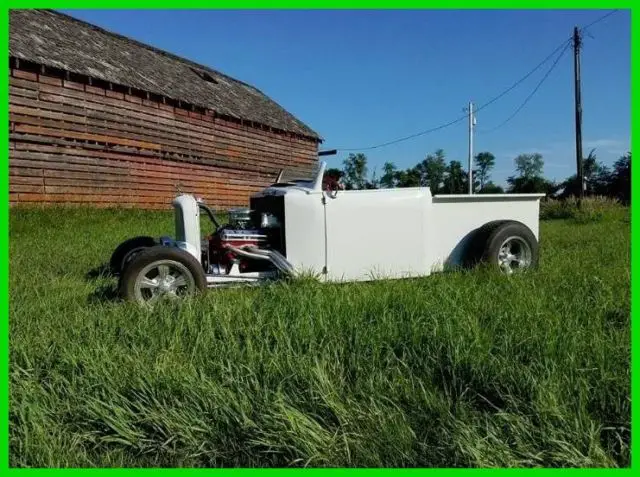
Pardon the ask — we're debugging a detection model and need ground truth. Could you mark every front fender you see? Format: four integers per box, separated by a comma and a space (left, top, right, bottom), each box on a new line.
158, 236, 201, 263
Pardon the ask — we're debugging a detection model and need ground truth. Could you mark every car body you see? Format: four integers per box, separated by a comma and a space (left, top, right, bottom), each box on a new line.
111, 161, 544, 305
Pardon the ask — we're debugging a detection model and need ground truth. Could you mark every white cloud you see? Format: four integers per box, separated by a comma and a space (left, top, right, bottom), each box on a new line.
583, 138, 630, 155
497, 137, 629, 167
584, 139, 623, 148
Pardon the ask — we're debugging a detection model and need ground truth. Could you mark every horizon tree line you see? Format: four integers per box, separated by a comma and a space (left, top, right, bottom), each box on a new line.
323, 149, 631, 204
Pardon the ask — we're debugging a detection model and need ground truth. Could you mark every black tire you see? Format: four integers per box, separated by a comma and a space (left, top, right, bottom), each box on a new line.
480, 221, 539, 272
464, 220, 508, 268
109, 236, 157, 275
118, 246, 207, 304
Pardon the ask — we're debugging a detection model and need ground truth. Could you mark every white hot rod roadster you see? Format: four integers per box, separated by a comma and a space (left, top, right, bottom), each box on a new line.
110, 160, 544, 305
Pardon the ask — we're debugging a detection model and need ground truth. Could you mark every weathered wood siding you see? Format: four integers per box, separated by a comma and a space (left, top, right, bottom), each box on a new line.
9, 67, 320, 209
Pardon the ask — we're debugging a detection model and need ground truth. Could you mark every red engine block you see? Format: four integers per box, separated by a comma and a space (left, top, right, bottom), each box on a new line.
208, 228, 269, 272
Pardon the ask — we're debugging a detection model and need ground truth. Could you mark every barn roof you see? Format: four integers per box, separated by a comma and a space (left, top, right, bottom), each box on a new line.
9, 9, 321, 140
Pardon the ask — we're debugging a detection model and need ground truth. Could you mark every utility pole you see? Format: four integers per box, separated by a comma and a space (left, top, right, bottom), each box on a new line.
468, 101, 473, 195
573, 26, 584, 204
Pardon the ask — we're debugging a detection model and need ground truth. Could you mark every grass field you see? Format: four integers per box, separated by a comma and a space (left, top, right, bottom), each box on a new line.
9, 201, 630, 468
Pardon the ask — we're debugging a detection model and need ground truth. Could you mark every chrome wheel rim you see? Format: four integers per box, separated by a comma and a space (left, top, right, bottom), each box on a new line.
497, 236, 532, 274
133, 259, 195, 305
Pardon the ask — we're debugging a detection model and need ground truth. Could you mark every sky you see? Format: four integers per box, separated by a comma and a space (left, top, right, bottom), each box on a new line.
60, 9, 631, 187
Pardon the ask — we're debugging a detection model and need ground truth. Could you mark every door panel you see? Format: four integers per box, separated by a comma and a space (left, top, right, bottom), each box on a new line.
324, 188, 430, 281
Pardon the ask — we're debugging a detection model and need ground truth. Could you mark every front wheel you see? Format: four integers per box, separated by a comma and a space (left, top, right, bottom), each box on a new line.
481, 221, 539, 274
118, 246, 207, 305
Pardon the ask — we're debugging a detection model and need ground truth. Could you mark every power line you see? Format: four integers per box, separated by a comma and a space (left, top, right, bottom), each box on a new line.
476, 42, 571, 134
333, 9, 619, 153
335, 36, 570, 152
580, 9, 619, 33
472, 41, 571, 113
476, 9, 618, 135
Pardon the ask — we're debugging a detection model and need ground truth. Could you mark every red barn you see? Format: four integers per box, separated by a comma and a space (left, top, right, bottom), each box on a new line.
9, 9, 322, 209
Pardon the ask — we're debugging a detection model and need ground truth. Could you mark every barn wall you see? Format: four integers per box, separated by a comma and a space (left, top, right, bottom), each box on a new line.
9, 68, 320, 209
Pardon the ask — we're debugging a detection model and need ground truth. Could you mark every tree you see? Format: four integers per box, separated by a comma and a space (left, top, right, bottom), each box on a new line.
514, 153, 544, 179
380, 161, 398, 188
416, 149, 447, 193
364, 167, 379, 189
342, 153, 368, 190
507, 152, 555, 194
582, 148, 610, 195
550, 150, 630, 203
442, 160, 466, 194
507, 175, 558, 194
478, 182, 504, 194
463, 168, 481, 194
559, 149, 611, 198
395, 167, 421, 188
610, 152, 631, 204
583, 148, 603, 178
474, 151, 496, 191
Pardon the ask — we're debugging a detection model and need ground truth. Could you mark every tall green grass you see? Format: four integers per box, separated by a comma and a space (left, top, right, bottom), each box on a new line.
9, 204, 630, 467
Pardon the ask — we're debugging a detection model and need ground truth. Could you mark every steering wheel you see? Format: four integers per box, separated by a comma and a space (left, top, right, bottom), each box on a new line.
323, 177, 342, 198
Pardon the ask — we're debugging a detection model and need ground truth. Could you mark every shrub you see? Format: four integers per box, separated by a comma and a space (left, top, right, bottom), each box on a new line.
540, 196, 623, 223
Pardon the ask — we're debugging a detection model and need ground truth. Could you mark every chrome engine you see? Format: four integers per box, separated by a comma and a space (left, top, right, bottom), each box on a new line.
228, 208, 252, 229
202, 206, 283, 275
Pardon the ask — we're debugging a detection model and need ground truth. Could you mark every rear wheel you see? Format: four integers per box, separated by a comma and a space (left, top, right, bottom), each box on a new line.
118, 246, 207, 305
110, 236, 157, 275
481, 221, 539, 273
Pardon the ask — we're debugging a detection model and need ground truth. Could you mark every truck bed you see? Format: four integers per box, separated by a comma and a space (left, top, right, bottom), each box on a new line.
430, 193, 544, 270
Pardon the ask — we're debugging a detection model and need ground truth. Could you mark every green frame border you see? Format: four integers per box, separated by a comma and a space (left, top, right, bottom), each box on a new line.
2, 2, 635, 472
